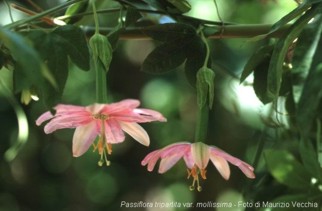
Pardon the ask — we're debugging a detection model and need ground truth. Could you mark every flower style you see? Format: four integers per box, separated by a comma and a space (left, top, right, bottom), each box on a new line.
36, 99, 166, 166
141, 142, 255, 191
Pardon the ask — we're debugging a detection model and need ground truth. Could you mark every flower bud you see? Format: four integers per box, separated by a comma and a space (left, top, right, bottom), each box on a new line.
89, 33, 113, 72
196, 67, 215, 109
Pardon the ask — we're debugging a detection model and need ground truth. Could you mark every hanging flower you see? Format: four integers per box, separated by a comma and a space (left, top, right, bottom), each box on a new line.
36, 99, 166, 166
141, 142, 255, 191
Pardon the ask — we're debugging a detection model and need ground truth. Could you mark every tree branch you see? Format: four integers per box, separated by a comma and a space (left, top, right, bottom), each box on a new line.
82, 24, 289, 39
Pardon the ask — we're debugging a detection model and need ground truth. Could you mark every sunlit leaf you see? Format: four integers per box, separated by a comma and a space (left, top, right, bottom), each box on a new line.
267, 4, 322, 101
64, 0, 88, 23
296, 15, 322, 138
292, 17, 322, 104
267, 3, 310, 36
264, 149, 311, 189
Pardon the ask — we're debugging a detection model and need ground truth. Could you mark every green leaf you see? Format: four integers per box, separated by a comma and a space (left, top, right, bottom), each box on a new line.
292, 17, 322, 104
299, 139, 322, 181
267, 3, 310, 36
166, 0, 191, 13
141, 23, 196, 42
64, 1, 88, 24
141, 38, 190, 74
141, 23, 197, 74
184, 36, 206, 87
296, 15, 322, 138
297, 64, 322, 138
0, 27, 55, 93
240, 44, 273, 83
253, 59, 271, 104
267, 4, 322, 101
23, 25, 90, 107
53, 25, 90, 71
264, 149, 311, 189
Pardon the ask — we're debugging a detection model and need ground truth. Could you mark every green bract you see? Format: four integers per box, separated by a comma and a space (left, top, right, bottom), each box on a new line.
196, 67, 215, 109
89, 33, 113, 72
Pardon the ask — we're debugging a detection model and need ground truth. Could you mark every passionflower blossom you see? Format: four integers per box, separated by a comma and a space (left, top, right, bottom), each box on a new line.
36, 99, 166, 166
141, 142, 255, 191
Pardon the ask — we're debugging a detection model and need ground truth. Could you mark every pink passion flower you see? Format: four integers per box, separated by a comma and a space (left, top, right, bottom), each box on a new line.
36, 99, 166, 166
141, 142, 255, 191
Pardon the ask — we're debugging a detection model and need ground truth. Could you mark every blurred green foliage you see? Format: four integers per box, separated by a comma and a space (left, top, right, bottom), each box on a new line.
1, 0, 322, 211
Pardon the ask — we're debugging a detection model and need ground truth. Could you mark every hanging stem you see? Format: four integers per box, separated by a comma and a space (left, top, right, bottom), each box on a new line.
194, 31, 211, 142
91, 0, 99, 34
201, 31, 210, 68
91, 0, 108, 103
95, 62, 108, 103
194, 105, 209, 142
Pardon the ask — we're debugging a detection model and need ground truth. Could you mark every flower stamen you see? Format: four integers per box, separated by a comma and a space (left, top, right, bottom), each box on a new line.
92, 118, 111, 167
92, 113, 108, 120
187, 165, 206, 192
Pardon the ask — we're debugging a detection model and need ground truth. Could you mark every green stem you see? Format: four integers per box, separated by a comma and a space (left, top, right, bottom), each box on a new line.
95, 60, 108, 103
200, 31, 210, 68
91, 0, 99, 34
91, 0, 107, 103
194, 31, 211, 142
82, 24, 290, 39
5, 0, 86, 29
194, 104, 209, 142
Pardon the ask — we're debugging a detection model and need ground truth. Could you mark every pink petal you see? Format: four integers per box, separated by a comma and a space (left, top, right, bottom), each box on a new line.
191, 142, 210, 169
183, 151, 194, 169
159, 153, 184, 173
119, 122, 150, 146
159, 142, 190, 158
110, 109, 166, 123
141, 150, 161, 172
141, 150, 159, 166
132, 108, 167, 122
103, 99, 140, 114
104, 119, 125, 144
72, 122, 98, 157
209, 153, 230, 180
43, 114, 92, 133
55, 104, 86, 114
238, 163, 256, 179
211, 147, 255, 179
36, 111, 53, 126
85, 103, 106, 114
